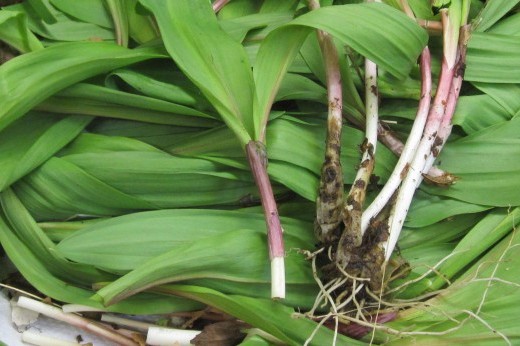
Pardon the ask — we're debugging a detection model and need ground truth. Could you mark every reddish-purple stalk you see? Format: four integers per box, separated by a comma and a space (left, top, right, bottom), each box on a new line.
211, 0, 284, 300
384, 12, 459, 260
212, 0, 230, 12
424, 26, 469, 179
245, 141, 285, 299
310, 0, 346, 243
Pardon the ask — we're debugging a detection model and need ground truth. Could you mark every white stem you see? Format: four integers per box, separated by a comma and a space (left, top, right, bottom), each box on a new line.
384, 60, 455, 261
21, 331, 80, 346
363, 48, 432, 232
146, 326, 201, 346
101, 314, 156, 332
17, 297, 138, 346
271, 256, 286, 299
364, 59, 379, 157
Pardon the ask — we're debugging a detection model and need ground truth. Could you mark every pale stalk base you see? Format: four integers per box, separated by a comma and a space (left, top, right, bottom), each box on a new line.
271, 256, 286, 299
17, 297, 137, 346
146, 326, 201, 346
22, 330, 80, 346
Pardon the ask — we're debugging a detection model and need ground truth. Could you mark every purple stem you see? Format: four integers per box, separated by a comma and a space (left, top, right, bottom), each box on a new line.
245, 141, 285, 260
212, 0, 230, 12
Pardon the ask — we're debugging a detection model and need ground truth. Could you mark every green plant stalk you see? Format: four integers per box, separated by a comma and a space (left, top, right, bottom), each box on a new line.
105, 0, 128, 47
246, 141, 285, 299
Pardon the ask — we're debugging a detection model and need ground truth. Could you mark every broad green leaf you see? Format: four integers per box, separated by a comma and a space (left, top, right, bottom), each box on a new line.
429, 208, 520, 291
148, 285, 365, 346
14, 157, 154, 220
37, 83, 218, 127
219, 11, 293, 43
399, 213, 482, 249
260, 0, 299, 13
6, 1, 115, 41
487, 12, 520, 36
0, 189, 111, 284
57, 209, 314, 271
89, 119, 205, 150
276, 73, 327, 103
0, 10, 43, 53
453, 94, 512, 134
14, 134, 268, 220
0, 112, 91, 191
466, 32, 520, 83
405, 191, 490, 228
0, 41, 163, 132
106, 67, 211, 109
139, 0, 255, 146
472, 83, 520, 116
217, 0, 261, 19
92, 228, 315, 306
0, 212, 203, 314
253, 2, 427, 139
473, 0, 520, 32
124, 0, 158, 44
49, 0, 113, 29
428, 116, 520, 206
380, 213, 520, 345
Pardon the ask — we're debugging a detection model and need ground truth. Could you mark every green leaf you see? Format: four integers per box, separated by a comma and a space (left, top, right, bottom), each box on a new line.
124, 0, 158, 44
453, 94, 512, 134
472, 83, 520, 116
380, 211, 520, 344
92, 228, 315, 306
0, 41, 163, 132
430, 208, 520, 291
0, 189, 110, 284
37, 83, 218, 127
49, 0, 113, 29
14, 133, 267, 220
57, 209, 313, 271
428, 116, 520, 206
466, 32, 520, 83
7, 1, 115, 41
253, 2, 427, 140
139, 0, 255, 146
487, 12, 520, 36
472, 0, 520, 32
106, 66, 211, 109
0, 10, 43, 53
0, 112, 91, 191
406, 190, 490, 228
0, 212, 203, 314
